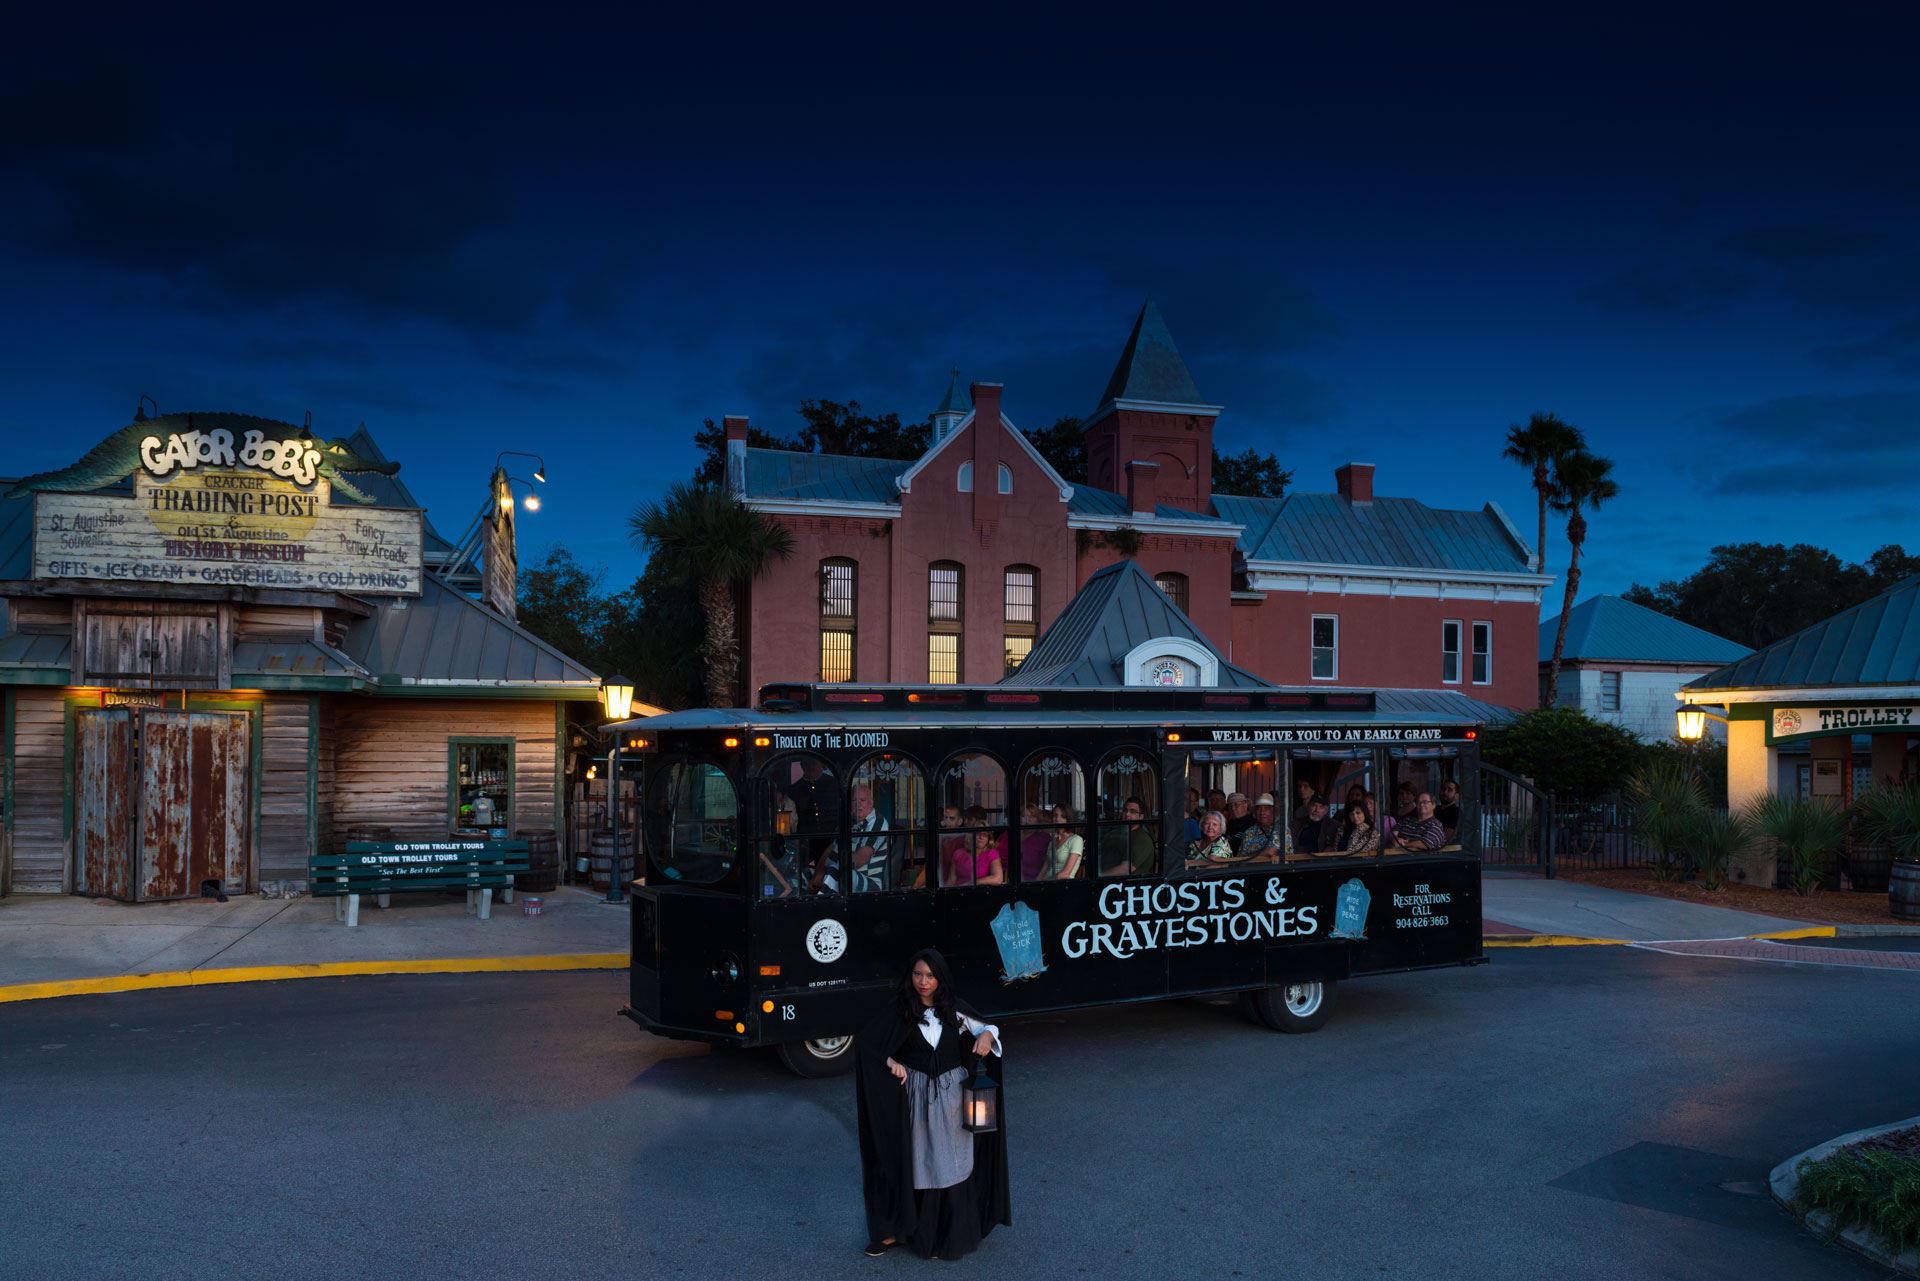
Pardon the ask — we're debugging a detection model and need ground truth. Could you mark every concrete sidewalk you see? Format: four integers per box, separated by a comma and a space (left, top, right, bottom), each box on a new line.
1482, 869, 1815, 941
0, 886, 628, 994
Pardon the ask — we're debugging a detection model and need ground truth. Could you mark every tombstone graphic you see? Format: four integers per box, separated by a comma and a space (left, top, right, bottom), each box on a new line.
989, 901, 1048, 983
1329, 878, 1371, 940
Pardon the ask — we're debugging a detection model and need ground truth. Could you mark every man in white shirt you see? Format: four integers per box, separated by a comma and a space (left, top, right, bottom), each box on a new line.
849, 784, 893, 893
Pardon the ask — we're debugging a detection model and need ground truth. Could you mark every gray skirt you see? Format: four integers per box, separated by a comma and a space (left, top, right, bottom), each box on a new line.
905, 1065, 973, 1190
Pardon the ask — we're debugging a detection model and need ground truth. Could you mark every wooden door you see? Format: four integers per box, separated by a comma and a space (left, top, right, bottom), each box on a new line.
138, 710, 251, 899
75, 709, 137, 899
80, 605, 222, 689
81, 610, 156, 688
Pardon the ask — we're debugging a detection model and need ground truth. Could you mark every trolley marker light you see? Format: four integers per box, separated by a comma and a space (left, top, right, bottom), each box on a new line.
753, 736, 772, 747
714, 1009, 734, 1021
734, 1022, 746, 1034
1166, 732, 1182, 742
762, 1000, 776, 1013
985, 693, 1041, 705
723, 737, 740, 748
823, 691, 886, 705
758, 964, 781, 976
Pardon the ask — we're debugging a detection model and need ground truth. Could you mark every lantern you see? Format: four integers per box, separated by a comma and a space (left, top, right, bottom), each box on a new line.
1676, 707, 1707, 742
601, 674, 635, 723
961, 1058, 1000, 1133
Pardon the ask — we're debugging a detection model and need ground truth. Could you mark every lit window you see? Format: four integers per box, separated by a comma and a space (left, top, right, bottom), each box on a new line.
957, 461, 973, 493
1441, 620, 1461, 684
819, 559, 856, 682
1471, 621, 1492, 685
997, 463, 1012, 494
1154, 572, 1189, 616
1003, 565, 1037, 675
1004, 634, 1032, 674
929, 634, 960, 684
1600, 670, 1621, 712
1310, 614, 1338, 680
929, 563, 962, 623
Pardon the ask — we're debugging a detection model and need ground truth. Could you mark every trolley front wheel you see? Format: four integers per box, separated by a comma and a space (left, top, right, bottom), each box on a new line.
1247, 979, 1337, 1033
776, 1035, 857, 1078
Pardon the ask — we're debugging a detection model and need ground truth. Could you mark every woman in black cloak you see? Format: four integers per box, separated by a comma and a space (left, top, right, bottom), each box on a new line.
855, 948, 1012, 1260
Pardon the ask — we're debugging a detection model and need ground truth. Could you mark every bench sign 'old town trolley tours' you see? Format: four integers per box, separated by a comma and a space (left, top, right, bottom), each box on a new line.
612, 562, 1494, 1075
0, 410, 601, 901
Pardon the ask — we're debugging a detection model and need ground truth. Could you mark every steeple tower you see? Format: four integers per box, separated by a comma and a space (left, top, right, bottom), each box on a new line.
931, 369, 968, 443
1082, 300, 1223, 512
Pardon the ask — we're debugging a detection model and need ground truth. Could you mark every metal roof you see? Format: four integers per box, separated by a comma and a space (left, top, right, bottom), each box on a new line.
934, 373, 968, 417
0, 490, 30, 580
1094, 299, 1207, 410
0, 630, 71, 681
340, 573, 600, 693
1067, 484, 1236, 526
743, 447, 909, 506
1001, 559, 1269, 688
1539, 594, 1750, 664
233, 638, 371, 688
1213, 491, 1535, 574
1687, 574, 1920, 692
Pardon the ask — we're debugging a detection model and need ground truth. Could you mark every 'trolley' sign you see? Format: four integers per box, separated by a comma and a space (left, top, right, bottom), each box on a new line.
1769, 705, 1917, 742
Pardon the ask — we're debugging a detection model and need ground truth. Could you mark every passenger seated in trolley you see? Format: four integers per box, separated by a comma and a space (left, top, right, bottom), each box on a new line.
1099, 797, 1156, 877
1235, 792, 1283, 859
847, 784, 892, 893
1293, 795, 1342, 856
1044, 805, 1084, 880
944, 806, 1007, 885
1393, 792, 1449, 853
1185, 809, 1235, 868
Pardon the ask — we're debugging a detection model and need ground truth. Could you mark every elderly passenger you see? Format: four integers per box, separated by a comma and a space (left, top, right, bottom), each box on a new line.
1185, 809, 1236, 868
1235, 792, 1284, 860
1394, 793, 1448, 853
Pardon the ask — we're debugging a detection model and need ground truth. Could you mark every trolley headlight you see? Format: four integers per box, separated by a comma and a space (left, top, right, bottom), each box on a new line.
711, 952, 742, 987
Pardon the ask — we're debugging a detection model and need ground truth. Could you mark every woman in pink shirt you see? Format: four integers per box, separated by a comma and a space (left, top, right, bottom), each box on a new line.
943, 805, 1007, 885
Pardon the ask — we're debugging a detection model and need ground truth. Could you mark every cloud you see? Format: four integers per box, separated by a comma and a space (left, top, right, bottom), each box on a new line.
1714, 390, 1920, 452
1811, 315, 1920, 375
1584, 262, 1753, 314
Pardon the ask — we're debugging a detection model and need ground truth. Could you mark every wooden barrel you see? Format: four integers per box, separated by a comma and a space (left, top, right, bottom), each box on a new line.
520, 829, 560, 893
589, 829, 637, 891
1891, 860, 1920, 922
1847, 840, 1893, 894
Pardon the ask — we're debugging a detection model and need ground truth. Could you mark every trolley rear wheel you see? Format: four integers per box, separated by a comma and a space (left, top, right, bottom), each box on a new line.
776, 1035, 857, 1078
1247, 980, 1336, 1033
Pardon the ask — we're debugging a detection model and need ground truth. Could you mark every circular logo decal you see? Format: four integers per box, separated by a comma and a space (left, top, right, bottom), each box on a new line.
806, 918, 848, 964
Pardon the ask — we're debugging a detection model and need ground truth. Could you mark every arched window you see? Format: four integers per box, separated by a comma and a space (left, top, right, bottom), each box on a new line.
1003, 564, 1038, 674
1015, 751, 1087, 880
818, 557, 856, 682
848, 753, 927, 892
1153, 571, 1189, 616
928, 561, 963, 683
997, 463, 1013, 495
957, 461, 974, 493
936, 752, 1007, 887
643, 759, 739, 886
756, 753, 841, 897
1094, 750, 1159, 878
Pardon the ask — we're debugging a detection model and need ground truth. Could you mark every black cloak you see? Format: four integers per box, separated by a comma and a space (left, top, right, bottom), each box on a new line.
855, 997, 1012, 1259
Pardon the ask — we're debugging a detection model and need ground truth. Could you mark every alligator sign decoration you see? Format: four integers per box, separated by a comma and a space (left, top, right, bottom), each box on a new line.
12, 412, 425, 596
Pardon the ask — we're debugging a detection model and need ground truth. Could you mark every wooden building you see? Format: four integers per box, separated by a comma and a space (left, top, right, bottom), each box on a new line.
0, 412, 600, 899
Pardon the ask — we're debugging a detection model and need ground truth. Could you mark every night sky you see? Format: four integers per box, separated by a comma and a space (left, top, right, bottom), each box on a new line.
3, 8, 1916, 604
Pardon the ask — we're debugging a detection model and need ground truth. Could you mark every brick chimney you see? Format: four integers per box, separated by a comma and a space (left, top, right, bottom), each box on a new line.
1335, 461, 1375, 504
1126, 459, 1159, 517
970, 382, 1003, 529
724, 414, 749, 495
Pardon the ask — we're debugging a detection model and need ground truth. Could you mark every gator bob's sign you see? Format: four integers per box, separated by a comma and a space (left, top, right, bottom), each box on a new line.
1770, 704, 1916, 742
15, 412, 423, 596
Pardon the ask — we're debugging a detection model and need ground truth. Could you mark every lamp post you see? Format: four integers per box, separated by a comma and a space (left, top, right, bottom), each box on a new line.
496, 450, 548, 484
601, 674, 635, 904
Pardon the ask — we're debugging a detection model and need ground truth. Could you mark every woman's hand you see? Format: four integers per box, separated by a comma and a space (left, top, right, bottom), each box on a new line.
886, 1057, 907, 1084
971, 1031, 995, 1057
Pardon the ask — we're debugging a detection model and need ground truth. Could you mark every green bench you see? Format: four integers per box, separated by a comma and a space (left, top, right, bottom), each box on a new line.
309, 840, 531, 927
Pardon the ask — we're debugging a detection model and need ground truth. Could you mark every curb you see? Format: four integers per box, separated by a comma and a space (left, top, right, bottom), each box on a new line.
1483, 923, 1920, 948
1771, 1115, 1920, 1277
0, 952, 629, 1006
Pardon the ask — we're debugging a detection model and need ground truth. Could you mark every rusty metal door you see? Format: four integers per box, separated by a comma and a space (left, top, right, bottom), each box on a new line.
137, 710, 251, 900
75, 709, 137, 899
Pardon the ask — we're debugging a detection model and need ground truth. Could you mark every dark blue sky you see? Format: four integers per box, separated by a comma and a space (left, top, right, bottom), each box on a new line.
3, 7, 1917, 604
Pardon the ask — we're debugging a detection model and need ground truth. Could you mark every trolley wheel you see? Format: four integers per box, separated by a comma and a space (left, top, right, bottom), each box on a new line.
1247, 980, 1337, 1034
776, 1035, 857, 1078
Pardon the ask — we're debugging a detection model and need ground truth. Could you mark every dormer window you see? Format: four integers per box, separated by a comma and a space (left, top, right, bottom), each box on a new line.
957, 461, 973, 493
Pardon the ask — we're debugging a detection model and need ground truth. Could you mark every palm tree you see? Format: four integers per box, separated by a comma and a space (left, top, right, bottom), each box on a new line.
1501, 412, 1585, 579
1544, 449, 1618, 708
631, 483, 794, 707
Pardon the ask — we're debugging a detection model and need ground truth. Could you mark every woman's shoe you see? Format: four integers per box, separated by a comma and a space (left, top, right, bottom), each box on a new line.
863, 1240, 893, 1257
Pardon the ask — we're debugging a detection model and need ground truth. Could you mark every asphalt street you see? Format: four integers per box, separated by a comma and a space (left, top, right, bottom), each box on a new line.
2, 946, 1914, 1281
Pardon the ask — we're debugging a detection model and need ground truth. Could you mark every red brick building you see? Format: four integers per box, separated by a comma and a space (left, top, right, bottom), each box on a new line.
727, 302, 1549, 708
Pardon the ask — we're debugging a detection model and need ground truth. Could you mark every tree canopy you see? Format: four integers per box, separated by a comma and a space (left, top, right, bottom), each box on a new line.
1624, 542, 1920, 650
693, 400, 932, 485
1481, 707, 1643, 796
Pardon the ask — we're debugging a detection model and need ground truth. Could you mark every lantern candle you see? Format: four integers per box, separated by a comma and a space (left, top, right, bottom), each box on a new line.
961, 1058, 999, 1133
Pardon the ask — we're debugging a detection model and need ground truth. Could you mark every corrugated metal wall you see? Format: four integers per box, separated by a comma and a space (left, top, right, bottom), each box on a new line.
330, 698, 557, 838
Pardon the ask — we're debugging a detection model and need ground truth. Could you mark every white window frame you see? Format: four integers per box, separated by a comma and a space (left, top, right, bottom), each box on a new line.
1441, 619, 1462, 685
1471, 620, 1492, 686
1599, 670, 1622, 712
1122, 636, 1220, 687
1310, 614, 1339, 681
997, 462, 1012, 494
956, 461, 973, 493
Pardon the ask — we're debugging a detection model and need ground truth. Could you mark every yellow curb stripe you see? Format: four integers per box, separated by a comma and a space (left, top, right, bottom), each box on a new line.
1483, 934, 1631, 948
1747, 926, 1838, 940
0, 952, 629, 1005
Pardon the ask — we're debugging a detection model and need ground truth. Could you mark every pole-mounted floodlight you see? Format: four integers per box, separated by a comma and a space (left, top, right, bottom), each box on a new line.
497, 450, 547, 483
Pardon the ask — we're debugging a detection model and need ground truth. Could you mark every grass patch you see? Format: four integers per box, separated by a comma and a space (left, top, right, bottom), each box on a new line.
1796, 1141, 1920, 1255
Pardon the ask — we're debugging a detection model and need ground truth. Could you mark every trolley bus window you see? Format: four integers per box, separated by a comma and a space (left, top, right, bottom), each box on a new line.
1094, 751, 1157, 878
1015, 752, 1088, 880
1287, 749, 1380, 860
938, 753, 1008, 886
1388, 747, 1465, 852
848, 753, 926, 893
761, 753, 843, 896
643, 759, 739, 885
1169, 749, 1283, 871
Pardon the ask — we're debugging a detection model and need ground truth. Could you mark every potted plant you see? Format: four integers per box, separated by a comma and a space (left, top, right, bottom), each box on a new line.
1852, 780, 1920, 919
1753, 792, 1851, 897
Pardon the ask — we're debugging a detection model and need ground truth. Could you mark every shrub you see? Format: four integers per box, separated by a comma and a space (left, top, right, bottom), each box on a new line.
1797, 1146, 1920, 1255
1853, 781, 1920, 863
1481, 707, 1642, 796
1626, 758, 1707, 881
1754, 792, 1850, 896
1691, 806, 1755, 892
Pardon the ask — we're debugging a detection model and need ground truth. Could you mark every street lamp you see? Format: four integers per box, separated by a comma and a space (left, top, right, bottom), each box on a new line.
601, 674, 636, 903
496, 450, 547, 484
1676, 707, 1708, 742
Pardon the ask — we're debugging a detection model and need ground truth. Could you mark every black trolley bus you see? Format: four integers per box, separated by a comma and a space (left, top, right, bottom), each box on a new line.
614, 682, 1487, 1076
